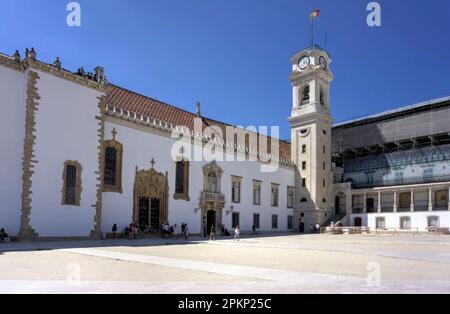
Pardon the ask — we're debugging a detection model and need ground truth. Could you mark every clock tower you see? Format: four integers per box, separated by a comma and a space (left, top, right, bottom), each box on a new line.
288, 45, 334, 232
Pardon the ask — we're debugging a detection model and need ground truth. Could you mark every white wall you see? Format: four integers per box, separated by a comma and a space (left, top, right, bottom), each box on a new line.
30, 70, 103, 237
0, 65, 26, 236
102, 120, 295, 234
351, 212, 450, 231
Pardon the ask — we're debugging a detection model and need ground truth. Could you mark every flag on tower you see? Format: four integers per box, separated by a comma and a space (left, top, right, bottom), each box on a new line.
310, 9, 320, 19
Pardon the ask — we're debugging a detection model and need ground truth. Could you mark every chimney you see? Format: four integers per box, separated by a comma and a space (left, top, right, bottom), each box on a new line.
196, 101, 201, 117
94, 66, 105, 83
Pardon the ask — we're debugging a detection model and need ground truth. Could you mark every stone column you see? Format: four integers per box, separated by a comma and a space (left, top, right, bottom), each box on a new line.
363, 193, 367, 214
410, 189, 415, 212
377, 191, 382, 213
393, 191, 398, 213
429, 189, 433, 212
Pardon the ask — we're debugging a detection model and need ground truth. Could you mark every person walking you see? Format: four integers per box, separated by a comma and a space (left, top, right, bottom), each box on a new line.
112, 224, 118, 240
174, 224, 179, 240
234, 225, 240, 242
185, 224, 189, 240
129, 223, 134, 240
181, 223, 186, 239
210, 225, 216, 241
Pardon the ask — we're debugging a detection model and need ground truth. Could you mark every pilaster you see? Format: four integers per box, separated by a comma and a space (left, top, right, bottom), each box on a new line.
19, 70, 40, 241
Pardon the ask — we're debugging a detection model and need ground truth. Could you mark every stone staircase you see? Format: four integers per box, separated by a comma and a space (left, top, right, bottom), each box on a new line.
321, 213, 347, 228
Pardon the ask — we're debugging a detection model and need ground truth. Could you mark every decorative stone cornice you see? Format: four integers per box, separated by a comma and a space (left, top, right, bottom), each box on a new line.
19, 70, 40, 241
0, 53, 26, 72
0, 49, 108, 92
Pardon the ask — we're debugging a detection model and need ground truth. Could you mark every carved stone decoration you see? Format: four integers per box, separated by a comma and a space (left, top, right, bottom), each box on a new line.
133, 163, 169, 229
200, 161, 225, 235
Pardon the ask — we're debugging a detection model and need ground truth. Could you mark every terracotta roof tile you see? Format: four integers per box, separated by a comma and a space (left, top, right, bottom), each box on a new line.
106, 84, 292, 162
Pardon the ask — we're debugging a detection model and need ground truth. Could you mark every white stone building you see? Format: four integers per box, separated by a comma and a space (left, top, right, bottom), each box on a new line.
0, 45, 449, 240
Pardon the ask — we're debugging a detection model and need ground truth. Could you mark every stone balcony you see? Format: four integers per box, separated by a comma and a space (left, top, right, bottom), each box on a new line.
201, 191, 225, 205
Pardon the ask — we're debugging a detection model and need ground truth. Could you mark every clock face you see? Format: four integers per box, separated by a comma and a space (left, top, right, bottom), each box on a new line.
298, 56, 310, 70
319, 56, 327, 69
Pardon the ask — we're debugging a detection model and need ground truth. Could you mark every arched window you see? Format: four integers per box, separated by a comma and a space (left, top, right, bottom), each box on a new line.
103, 130, 123, 193
174, 159, 190, 201
62, 160, 82, 206
208, 172, 218, 193
302, 85, 310, 102
300, 198, 308, 203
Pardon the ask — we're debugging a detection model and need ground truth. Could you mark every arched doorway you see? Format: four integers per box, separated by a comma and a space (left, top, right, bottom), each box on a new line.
335, 195, 341, 215
335, 192, 347, 215
133, 162, 169, 231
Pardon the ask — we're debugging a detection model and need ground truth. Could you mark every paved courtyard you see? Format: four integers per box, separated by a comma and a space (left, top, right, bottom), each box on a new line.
1, 234, 450, 294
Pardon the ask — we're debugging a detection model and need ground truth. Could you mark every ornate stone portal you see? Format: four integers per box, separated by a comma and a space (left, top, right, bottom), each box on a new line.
200, 161, 225, 235
133, 160, 169, 229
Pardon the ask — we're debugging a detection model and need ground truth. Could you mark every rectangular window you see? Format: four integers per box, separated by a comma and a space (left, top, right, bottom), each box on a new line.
103, 140, 123, 193
271, 184, 279, 207
62, 161, 82, 206
400, 217, 411, 230
395, 172, 404, 184
232, 212, 240, 229
323, 179, 326, 188
376, 217, 386, 229
302, 162, 306, 170
323, 162, 326, 171
423, 169, 433, 181
287, 187, 294, 208
323, 145, 326, 154
65, 165, 77, 205
272, 215, 278, 229
287, 216, 293, 230
253, 181, 261, 205
428, 216, 440, 229
302, 178, 306, 188
253, 213, 260, 229
232, 180, 241, 203
302, 145, 307, 154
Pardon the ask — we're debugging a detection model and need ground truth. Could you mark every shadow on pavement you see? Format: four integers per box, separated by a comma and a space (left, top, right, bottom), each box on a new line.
0, 233, 304, 254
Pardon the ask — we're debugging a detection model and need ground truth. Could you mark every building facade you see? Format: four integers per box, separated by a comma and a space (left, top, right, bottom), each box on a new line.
0, 45, 449, 240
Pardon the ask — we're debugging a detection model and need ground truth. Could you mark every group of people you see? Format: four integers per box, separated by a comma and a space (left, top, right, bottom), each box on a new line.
209, 225, 241, 242
162, 222, 189, 240
0, 228, 9, 242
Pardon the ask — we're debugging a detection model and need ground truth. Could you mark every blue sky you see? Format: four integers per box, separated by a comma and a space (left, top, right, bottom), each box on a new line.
1, 0, 450, 140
